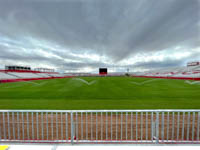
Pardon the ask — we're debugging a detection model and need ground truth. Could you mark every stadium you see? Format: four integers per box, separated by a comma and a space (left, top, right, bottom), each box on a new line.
0, 0, 200, 148
0, 63, 200, 110
0, 62, 200, 146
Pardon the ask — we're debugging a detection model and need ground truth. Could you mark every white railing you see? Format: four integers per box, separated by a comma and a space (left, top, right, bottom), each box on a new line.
0, 110, 200, 145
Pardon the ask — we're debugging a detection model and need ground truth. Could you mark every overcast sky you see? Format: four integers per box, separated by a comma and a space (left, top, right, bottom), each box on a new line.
0, 0, 199, 73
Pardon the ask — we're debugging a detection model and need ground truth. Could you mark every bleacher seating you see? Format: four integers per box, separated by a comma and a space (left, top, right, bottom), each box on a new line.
0, 72, 18, 79
8, 72, 42, 79
133, 65, 200, 79
0, 71, 67, 80
48, 74, 65, 77
36, 73, 51, 78
0, 69, 72, 83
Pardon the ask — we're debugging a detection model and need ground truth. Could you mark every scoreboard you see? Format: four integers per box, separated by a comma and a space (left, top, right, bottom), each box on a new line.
99, 68, 107, 75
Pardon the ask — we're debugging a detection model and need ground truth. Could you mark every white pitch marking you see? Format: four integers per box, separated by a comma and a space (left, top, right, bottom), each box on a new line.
185, 80, 200, 85
131, 79, 159, 85
33, 81, 48, 86
72, 78, 96, 85
1, 81, 47, 88
1, 82, 31, 88
19, 80, 49, 86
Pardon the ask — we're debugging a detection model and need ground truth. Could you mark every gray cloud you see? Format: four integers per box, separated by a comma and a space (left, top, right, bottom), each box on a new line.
0, 0, 199, 72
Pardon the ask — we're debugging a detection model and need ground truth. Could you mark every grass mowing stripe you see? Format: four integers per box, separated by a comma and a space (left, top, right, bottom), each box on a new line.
0, 77, 199, 110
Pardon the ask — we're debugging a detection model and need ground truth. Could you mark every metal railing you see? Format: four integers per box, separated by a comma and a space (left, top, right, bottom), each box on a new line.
0, 110, 200, 144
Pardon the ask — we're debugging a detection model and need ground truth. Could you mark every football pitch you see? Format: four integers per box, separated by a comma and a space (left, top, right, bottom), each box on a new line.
0, 77, 200, 110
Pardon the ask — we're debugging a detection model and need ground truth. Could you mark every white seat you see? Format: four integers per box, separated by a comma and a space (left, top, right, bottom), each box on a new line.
8, 72, 41, 79
0, 72, 18, 79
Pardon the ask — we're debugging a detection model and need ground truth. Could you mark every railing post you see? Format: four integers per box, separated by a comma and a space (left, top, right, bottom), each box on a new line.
71, 112, 74, 145
156, 112, 159, 144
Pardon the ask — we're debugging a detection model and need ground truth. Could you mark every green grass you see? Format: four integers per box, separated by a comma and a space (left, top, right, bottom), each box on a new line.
0, 77, 200, 110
